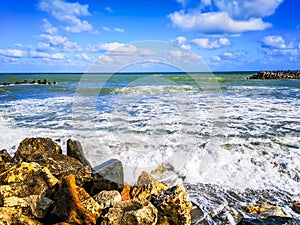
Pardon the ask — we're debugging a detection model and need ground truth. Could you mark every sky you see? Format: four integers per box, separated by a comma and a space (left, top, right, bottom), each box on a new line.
0, 0, 299, 72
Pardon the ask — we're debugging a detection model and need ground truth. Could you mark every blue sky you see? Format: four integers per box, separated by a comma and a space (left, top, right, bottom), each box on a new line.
0, 0, 299, 72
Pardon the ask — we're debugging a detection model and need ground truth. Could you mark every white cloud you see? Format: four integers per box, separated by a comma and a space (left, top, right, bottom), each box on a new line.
105, 7, 113, 13
174, 36, 187, 45
30, 50, 65, 60
40, 34, 82, 51
41, 19, 58, 34
92, 42, 126, 52
39, 0, 94, 33
102, 26, 110, 32
169, 11, 271, 33
0, 49, 25, 58
180, 44, 191, 50
262, 35, 287, 49
212, 55, 221, 61
76, 53, 92, 61
214, 0, 283, 20
114, 27, 124, 33
192, 37, 231, 49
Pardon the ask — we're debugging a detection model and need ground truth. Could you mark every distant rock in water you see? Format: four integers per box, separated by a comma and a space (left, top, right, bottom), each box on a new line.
0, 79, 57, 86
248, 70, 300, 80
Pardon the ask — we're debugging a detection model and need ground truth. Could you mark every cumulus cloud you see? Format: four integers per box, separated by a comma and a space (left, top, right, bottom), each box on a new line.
169, 11, 271, 33
172, 36, 191, 50
76, 53, 92, 61
262, 35, 287, 49
40, 34, 82, 51
30, 50, 65, 60
41, 19, 58, 34
192, 37, 230, 49
169, 0, 282, 33
39, 0, 94, 33
0, 49, 25, 58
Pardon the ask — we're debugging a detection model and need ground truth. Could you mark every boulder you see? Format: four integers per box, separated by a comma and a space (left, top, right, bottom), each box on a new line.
292, 201, 300, 214
243, 204, 282, 215
0, 156, 10, 174
90, 159, 124, 195
93, 190, 121, 209
0, 207, 42, 225
0, 149, 13, 164
237, 216, 299, 225
67, 139, 91, 167
0, 162, 58, 198
121, 182, 132, 201
100, 199, 158, 225
46, 174, 97, 224
150, 184, 193, 225
14, 137, 62, 163
131, 171, 169, 200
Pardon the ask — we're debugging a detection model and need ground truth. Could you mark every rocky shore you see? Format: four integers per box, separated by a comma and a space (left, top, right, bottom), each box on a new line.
0, 137, 299, 224
248, 70, 300, 80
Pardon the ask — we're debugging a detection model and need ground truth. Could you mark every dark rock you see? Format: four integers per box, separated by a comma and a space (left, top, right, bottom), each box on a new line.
46, 174, 97, 224
0, 156, 10, 174
14, 137, 62, 163
90, 159, 124, 195
249, 70, 300, 80
237, 216, 299, 225
0, 149, 13, 164
67, 139, 91, 167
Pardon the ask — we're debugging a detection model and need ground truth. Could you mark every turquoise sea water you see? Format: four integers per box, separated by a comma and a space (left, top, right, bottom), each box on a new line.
0, 72, 299, 224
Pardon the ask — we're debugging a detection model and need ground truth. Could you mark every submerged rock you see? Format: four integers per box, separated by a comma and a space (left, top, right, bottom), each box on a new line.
67, 139, 91, 167
91, 159, 124, 194
237, 216, 299, 225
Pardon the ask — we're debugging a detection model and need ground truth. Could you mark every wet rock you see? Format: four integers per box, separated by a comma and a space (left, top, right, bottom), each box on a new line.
47, 174, 97, 224
151, 184, 193, 225
14, 137, 62, 163
244, 204, 282, 215
0, 156, 10, 174
237, 216, 299, 225
0, 162, 58, 198
0, 207, 42, 225
3, 195, 53, 218
67, 139, 91, 167
292, 201, 300, 214
100, 199, 158, 225
91, 159, 124, 195
74, 165, 93, 188
93, 190, 121, 209
131, 171, 169, 200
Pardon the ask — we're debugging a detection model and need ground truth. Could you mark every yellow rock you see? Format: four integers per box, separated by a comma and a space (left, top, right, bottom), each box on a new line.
151, 166, 167, 175
244, 204, 281, 214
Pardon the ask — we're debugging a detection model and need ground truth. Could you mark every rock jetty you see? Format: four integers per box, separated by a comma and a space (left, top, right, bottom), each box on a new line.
0, 137, 193, 225
0, 79, 56, 86
248, 70, 300, 80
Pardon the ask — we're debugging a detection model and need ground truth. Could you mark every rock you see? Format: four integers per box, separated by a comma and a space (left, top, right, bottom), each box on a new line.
37, 154, 84, 180
91, 159, 124, 195
248, 70, 300, 80
131, 171, 169, 200
3, 195, 53, 218
292, 201, 300, 214
67, 139, 91, 167
0, 162, 58, 198
121, 182, 132, 201
47, 174, 97, 224
0, 156, 10, 174
93, 190, 121, 209
237, 216, 299, 225
244, 204, 282, 215
81, 196, 102, 219
100, 199, 158, 225
0, 207, 42, 225
0, 149, 13, 164
151, 184, 193, 225
151, 166, 167, 175
74, 165, 93, 188
14, 137, 62, 163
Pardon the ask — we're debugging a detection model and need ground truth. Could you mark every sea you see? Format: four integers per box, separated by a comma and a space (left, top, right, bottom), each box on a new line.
0, 72, 299, 224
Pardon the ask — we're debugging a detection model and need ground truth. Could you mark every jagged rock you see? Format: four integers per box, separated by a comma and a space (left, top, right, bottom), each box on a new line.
3, 195, 53, 218
14, 137, 62, 163
93, 190, 121, 209
100, 199, 158, 225
131, 171, 169, 200
237, 216, 299, 225
292, 201, 300, 214
47, 174, 97, 224
151, 184, 192, 225
121, 182, 132, 201
244, 204, 282, 215
0, 207, 42, 225
0, 149, 13, 164
91, 159, 124, 195
0, 162, 58, 198
0, 156, 10, 174
67, 139, 91, 167
37, 154, 84, 180
248, 70, 300, 80
74, 165, 93, 188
